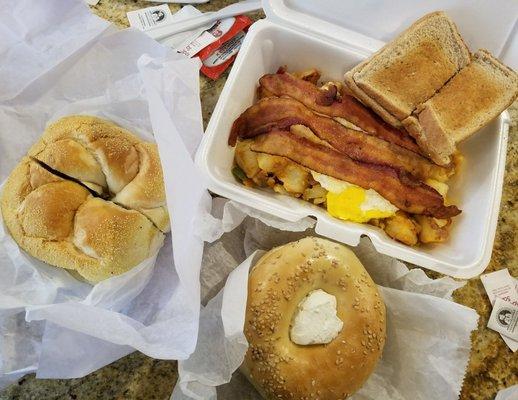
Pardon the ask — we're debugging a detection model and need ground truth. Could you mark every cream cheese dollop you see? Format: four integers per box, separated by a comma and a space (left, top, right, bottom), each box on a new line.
290, 289, 343, 345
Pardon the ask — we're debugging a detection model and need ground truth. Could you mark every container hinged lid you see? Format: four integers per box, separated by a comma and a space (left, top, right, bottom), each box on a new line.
263, 0, 518, 68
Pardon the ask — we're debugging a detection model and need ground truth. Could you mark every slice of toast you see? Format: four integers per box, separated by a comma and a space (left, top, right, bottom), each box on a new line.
344, 73, 404, 128
404, 50, 518, 165
402, 115, 456, 165
345, 11, 471, 122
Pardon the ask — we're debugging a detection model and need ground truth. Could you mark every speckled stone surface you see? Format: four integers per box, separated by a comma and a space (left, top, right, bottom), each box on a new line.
0, 1, 516, 399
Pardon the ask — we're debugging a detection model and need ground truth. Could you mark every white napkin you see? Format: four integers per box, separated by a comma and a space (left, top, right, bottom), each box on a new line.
173, 209, 478, 400
0, 0, 208, 385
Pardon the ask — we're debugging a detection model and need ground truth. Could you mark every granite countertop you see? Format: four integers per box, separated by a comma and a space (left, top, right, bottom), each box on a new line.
1, 1, 516, 399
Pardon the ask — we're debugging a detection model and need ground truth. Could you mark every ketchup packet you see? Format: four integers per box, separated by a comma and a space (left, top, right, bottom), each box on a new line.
178, 15, 252, 80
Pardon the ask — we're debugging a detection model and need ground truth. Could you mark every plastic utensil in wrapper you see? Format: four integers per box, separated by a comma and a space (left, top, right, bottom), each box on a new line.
127, 2, 259, 79
133, 1, 260, 41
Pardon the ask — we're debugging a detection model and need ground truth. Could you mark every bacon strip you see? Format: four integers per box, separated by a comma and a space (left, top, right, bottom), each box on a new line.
230, 97, 450, 182
250, 130, 460, 219
258, 71, 421, 153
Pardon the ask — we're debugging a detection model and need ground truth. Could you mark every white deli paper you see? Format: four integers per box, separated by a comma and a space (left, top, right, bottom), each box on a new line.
0, 0, 209, 386
172, 207, 479, 400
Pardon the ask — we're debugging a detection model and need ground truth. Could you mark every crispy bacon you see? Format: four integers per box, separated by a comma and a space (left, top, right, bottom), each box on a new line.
229, 97, 450, 181
258, 71, 422, 153
250, 130, 461, 219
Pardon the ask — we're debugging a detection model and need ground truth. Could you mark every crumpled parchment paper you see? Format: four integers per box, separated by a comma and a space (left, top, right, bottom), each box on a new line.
0, 0, 209, 386
172, 199, 479, 400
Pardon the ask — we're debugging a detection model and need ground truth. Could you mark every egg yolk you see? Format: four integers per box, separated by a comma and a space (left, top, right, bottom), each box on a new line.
326, 186, 395, 223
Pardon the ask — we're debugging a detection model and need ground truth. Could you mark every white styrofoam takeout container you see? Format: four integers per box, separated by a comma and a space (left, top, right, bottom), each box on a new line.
196, 0, 517, 278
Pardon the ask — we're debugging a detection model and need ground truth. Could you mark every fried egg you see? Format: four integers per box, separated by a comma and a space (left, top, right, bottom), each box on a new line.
311, 172, 398, 223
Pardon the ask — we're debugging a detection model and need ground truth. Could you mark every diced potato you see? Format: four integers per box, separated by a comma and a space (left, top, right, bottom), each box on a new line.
242, 179, 255, 188
251, 170, 269, 187
415, 215, 452, 243
293, 69, 320, 84
234, 140, 313, 196
382, 211, 421, 246
302, 184, 328, 205
256, 153, 310, 194
280, 165, 310, 194
235, 140, 261, 179
425, 179, 449, 198
320, 81, 344, 101
452, 152, 465, 175
266, 176, 277, 188
273, 184, 288, 195
314, 197, 326, 205
435, 219, 449, 228
369, 219, 383, 228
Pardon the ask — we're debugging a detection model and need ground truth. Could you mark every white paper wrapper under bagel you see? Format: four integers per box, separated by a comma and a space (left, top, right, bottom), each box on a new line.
172, 202, 479, 400
0, 0, 210, 387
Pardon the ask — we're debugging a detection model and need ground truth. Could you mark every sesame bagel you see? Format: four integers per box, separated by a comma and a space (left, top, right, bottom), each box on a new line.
242, 237, 386, 400
0, 116, 169, 283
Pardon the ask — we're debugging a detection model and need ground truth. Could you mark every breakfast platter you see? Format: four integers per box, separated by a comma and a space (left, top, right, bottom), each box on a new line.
0, 1, 516, 399
198, 2, 516, 278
